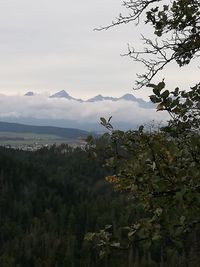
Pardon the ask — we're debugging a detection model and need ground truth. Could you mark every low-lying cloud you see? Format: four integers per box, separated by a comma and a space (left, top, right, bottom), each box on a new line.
0, 95, 169, 130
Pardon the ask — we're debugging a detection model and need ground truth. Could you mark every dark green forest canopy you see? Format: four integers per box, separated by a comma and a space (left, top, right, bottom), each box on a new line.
0, 145, 130, 267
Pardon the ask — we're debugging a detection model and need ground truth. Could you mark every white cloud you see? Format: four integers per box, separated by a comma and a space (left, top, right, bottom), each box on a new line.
0, 95, 169, 129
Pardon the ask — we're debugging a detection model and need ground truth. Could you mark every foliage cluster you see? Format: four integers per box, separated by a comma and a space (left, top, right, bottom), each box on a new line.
86, 82, 200, 266
87, 0, 200, 265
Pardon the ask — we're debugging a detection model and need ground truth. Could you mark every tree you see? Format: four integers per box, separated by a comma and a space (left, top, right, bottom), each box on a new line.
86, 1, 200, 266
96, 0, 200, 89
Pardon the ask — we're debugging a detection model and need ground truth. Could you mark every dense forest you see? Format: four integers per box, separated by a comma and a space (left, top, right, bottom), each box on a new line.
0, 135, 199, 267
0, 144, 131, 267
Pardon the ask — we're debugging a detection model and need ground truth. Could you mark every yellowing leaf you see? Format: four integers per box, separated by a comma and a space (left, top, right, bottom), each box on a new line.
105, 175, 120, 184
156, 103, 165, 111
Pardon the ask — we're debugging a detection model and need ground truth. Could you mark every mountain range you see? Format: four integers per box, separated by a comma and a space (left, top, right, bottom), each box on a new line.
0, 90, 161, 132
24, 90, 153, 109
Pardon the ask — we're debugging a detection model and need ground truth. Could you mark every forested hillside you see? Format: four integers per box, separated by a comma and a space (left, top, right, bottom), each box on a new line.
1, 138, 199, 267
0, 145, 129, 267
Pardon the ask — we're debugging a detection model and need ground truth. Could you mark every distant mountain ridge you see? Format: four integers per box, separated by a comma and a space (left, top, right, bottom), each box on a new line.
24, 91, 35, 96
0, 121, 91, 139
49, 90, 83, 102
87, 94, 117, 102
24, 90, 153, 108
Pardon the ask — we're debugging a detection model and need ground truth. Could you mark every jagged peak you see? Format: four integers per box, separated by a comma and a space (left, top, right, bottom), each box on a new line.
24, 91, 35, 96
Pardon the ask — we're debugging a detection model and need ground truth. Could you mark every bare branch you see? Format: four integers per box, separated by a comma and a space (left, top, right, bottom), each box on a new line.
95, 0, 200, 88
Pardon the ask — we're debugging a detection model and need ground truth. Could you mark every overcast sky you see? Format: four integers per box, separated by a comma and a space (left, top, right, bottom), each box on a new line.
0, 0, 199, 100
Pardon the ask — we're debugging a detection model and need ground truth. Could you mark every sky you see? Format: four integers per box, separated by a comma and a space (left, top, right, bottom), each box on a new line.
0, 0, 199, 101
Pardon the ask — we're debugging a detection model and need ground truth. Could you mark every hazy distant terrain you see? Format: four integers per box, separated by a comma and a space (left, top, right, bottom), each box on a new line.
0, 121, 91, 148
0, 121, 91, 138
0, 91, 168, 131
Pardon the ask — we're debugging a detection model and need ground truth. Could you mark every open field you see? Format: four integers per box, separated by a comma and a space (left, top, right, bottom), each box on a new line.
0, 131, 86, 149
0, 122, 89, 150
0, 131, 63, 140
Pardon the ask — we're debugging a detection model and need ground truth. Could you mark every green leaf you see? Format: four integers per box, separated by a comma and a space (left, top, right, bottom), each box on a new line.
157, 81, 165, 90
161, 90, 169, 99
149, 95, 161, 103
100, 117, 107, 125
